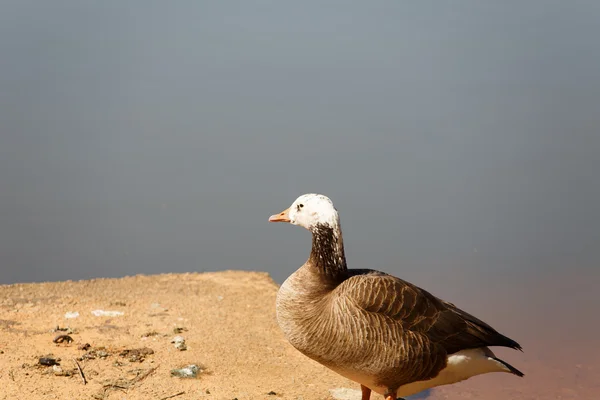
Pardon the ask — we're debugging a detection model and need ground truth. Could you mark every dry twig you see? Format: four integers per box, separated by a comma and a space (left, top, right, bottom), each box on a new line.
131, 365, 158, 385
159, 391, 185, 400
72, 358, 87, 385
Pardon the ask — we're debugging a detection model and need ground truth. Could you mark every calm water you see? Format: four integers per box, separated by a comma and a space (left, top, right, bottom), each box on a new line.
1, 2, 599, 286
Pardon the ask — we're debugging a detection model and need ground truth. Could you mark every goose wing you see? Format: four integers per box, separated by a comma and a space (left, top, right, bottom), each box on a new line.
335, 270, 521, 384
341, 270, 521, 353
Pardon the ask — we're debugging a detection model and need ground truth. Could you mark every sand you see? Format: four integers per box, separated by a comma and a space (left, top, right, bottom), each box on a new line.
0, 271, 597, 400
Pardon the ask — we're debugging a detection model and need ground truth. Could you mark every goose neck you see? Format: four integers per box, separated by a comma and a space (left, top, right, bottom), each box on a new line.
308, 223, 347, 279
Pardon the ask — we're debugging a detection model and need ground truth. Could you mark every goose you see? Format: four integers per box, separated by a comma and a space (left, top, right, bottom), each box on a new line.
269, 194, 523, 400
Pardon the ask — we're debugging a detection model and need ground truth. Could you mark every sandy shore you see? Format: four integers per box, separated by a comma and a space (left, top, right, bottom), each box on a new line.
0, 271, 596, 399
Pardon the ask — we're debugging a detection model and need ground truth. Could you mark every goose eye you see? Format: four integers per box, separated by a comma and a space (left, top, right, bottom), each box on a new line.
297, 204, 304, 211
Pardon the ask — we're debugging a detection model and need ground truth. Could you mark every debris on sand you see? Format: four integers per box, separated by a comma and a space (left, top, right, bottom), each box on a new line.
172, 326, 188, 334
51, 326, 75, 334
170, 364, 201, 378
77, 343, 91, 351
72, 358, 87, 384
64, 311, 79, 319
80, 348, 110, 361
159, 391, 185, 400
53, 334, 74, 344
51, 364, 76, 377
36, 356, 77, 377
97, 350, 109, 359
171, 335, 187, 351
94, 366, 158, 399
119, 347, 154, 363
91, 310, 124, 317
39, 357, 59, 366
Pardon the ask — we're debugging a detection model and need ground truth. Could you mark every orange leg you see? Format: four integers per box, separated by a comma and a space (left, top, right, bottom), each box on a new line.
384, 389, 398, 400
361, 385, 371, 400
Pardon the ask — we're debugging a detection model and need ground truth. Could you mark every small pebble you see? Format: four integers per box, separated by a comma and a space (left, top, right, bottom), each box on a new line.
91, 309, 124, 317
170, 364, 200, 378
171, 335, 187, 351
39, 357, 59, 366
53, 334, 73, 344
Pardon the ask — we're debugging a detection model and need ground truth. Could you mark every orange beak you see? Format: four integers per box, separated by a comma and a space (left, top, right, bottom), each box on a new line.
269, 207, 291, 223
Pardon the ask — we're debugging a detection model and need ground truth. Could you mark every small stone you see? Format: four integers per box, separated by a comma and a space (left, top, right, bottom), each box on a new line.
171, 335, 187, 351
170, 364, 200, 378
39, 357, 59, 366
52, 365, 63, 375
91, 309, 124, 317
267, 391, 277, 395
53, 334, 73, 344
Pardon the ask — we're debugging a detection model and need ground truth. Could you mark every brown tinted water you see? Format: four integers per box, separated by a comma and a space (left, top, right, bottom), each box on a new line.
407, 266, 599, 400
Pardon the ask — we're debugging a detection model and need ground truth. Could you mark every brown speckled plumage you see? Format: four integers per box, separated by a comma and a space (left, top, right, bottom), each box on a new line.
272, 194, 523, 399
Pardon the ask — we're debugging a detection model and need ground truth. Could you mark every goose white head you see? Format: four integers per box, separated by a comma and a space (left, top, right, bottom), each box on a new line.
269, 194, 339, 231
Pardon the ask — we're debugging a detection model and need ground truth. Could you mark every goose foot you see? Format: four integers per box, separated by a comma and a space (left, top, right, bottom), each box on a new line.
361, 385, 371, 400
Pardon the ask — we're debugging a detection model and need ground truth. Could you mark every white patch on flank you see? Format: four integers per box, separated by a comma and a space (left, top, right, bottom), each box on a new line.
332, 347, 512, 398
396, 348, 511, 397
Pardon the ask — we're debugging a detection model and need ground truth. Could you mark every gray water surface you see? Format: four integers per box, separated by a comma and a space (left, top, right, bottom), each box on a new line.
1, 2, 599, 289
